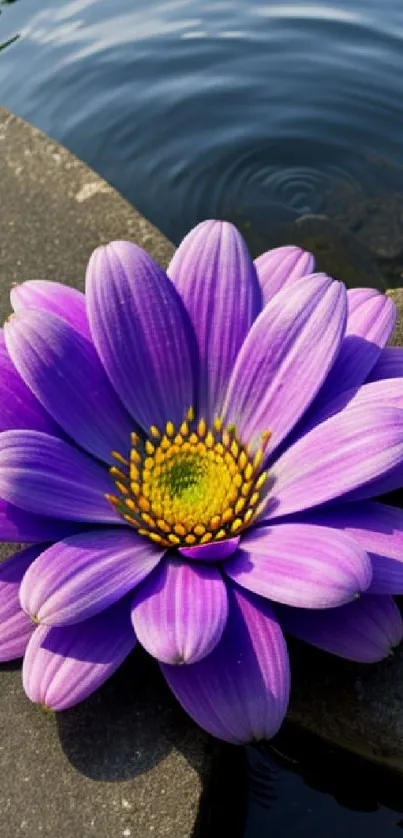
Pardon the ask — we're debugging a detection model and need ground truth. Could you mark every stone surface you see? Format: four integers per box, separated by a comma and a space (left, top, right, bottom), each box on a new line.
287, 288, 403, 774
289, 638, 403, 774
0, 107, 175, 323
3, 104, 403, 838
234, 212, 387, 291
0, 107, 207, 838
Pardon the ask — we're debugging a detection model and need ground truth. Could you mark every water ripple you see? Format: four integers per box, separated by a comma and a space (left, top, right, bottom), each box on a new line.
1, 0, 403, 249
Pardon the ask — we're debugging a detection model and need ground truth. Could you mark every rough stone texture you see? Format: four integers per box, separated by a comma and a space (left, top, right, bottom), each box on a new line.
235, 213, 387, 291
0, 653, 214, 838
0, 107, 175, 322
388, 289, 403, 347
0, 107, 207, 838
3, 104, 403, 837
289, 639, 403, 774
288, 288, 403, 774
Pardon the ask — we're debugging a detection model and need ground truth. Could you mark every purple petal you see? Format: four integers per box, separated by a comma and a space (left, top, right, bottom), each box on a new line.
267, 404, 403, 519
298, 502, 403, 595
22, 599, 136, 710
20, 528, 163, 626
86, 241, 198, 431
368, 347, 403, 382
223, 274, 347, 454
0, 430, 120, 522
168, 220, 261, 420
0, 545, 43, 661
0, 498, 85, 543
305, 288, 396, 420
11, 280, 90, 339
162, 584, 290, 744
298, 378, 403, 435
225, 523, 371, 608
0, 330, 60, 436
131, 557, 228, 664
5, 309, 133, 464
178, 536, 240, 562
276, 594, 403, 663
254, 246, 315, 306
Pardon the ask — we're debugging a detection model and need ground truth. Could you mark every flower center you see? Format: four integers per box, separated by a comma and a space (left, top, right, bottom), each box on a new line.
106, 409, 269, 548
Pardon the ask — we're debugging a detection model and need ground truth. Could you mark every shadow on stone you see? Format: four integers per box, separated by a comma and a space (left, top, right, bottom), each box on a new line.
57, 645, 210, 783
0, 658, 22, 672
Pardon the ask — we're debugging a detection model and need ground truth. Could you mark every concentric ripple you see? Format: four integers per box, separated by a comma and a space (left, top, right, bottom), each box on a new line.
2, 0, 403, 259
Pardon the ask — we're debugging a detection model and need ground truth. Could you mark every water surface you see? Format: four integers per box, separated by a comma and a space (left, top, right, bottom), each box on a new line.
2, 0, 403, 266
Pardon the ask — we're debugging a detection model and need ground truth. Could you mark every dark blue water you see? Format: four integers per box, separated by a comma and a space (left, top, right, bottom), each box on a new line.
202, 728, 403, 836
2, 0, 403, 250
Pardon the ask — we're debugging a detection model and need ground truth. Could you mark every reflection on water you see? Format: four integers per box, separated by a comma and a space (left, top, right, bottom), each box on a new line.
202, 726, 403, 837
2, 0, 403, 279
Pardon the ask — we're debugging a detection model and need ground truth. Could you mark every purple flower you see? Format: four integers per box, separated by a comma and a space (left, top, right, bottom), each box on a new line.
1, 220, 403, 744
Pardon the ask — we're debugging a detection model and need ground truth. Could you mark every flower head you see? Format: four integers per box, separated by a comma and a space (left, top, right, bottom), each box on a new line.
1, 221, 403, 743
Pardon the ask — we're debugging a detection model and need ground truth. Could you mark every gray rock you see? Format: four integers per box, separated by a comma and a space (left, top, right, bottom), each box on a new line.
0, 107, 205, 838
0, 107, 174, 323
387, 288, 403, 347
233, 212, 387, 290
271, 214, 387, 290
3, 104, 403, 838
289, 639, 403, 774
354, 194, 403, 261
288, 287, 403, 773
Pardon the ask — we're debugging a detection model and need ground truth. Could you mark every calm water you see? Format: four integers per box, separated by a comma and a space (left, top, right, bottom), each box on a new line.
203, 728, 403, 837
2, 1, 403, 833
2, 0, 403, 257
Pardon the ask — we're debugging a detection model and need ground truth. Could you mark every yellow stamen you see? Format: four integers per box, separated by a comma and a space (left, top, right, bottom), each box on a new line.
107, 411, 270, 551
194, 524, 206, 536
198, 418, 207, 438
116, 481, 129, 496
112, 451, 129, 466
231, 518, 243, 533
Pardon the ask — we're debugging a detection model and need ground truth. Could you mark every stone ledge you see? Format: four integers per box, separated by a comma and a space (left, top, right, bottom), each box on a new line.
0, 107, 204, 838
2, 105, 403, 838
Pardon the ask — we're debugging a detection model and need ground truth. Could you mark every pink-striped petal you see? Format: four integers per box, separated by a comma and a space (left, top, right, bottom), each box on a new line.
168, 220, 261, 420
11, 280, 90, 338
0, 330, 60, 436
5, 309, 133, 464
266, 404, 403, 519
22, 599, 136, 710
86, 240, 198, 431
131, 558, 228, 664
20, 529, 163, 626
223, 274, 347, 454
306, 288, 396, 418
0, 545, 43, 661
299, 502, 403, 595
298, 377, 403, 435
0, 430, 120, 522
225, 523, 371, 608
254, 245, 315, 306
277, 594, 403, 662
162, 585, 290, 744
